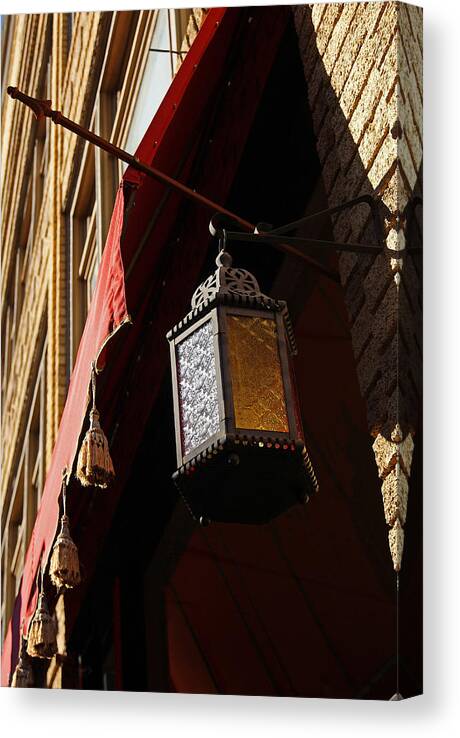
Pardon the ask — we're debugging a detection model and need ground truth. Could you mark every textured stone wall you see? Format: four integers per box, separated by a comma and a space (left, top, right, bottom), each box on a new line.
181, 8, 208, 54
293, 1, 422, 569
1, 14, 52, 496
1, 13, 107, 507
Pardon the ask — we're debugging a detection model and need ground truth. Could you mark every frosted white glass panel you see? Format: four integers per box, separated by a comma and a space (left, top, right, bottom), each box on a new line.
176, 320, 220, 456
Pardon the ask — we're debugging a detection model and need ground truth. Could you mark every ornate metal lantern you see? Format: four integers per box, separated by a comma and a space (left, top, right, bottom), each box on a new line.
167, 249, 318, 524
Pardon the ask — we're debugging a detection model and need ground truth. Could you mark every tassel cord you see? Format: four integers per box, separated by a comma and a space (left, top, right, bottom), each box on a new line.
62, 472, 67, 516
76, 359, 115, 488
50, 473, 81, 590
91, 361, 97, 413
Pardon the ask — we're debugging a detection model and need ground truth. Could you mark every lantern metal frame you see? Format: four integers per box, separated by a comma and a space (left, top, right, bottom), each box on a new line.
168, 300, 301, 469
167, 250, 318, 524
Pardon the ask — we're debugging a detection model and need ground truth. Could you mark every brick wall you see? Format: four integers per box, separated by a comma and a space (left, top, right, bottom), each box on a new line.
293, 1, 422, 570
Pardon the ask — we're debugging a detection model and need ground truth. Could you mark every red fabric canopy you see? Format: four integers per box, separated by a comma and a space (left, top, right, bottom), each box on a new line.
0, 181, 130, 686
1, 6, 244, 685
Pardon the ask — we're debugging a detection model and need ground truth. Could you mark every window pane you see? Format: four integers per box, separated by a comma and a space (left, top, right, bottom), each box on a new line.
124, 9, 174, 157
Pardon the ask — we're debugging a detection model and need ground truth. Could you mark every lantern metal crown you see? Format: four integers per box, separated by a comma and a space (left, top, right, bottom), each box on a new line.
167, 245, 318, 526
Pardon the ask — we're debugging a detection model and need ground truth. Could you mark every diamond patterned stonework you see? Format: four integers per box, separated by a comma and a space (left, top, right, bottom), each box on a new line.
372, 426, 414, 571
373, 427, 414, 479
388, 520, 405, 573
294, 3, 422, 574
381, 463, 409, 527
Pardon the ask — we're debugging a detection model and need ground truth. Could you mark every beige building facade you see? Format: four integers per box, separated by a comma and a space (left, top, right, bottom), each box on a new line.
1, 6, 206, 647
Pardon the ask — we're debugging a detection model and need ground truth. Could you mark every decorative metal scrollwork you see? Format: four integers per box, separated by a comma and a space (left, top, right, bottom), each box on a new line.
191, 250, 264, 309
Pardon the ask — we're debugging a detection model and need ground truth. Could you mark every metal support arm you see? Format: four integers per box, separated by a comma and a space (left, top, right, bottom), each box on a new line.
8, 87, 416, 281
210, 195, 386, 257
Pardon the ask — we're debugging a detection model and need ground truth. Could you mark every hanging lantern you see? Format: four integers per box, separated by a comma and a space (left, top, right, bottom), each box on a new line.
166, 248, 318, 524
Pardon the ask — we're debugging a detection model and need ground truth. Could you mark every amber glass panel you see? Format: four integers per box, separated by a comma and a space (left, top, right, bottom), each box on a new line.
227, 315, 289, 432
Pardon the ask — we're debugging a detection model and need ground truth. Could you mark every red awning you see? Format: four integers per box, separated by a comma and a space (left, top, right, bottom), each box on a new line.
1, 7, 236, 685
2, 4, 289, 685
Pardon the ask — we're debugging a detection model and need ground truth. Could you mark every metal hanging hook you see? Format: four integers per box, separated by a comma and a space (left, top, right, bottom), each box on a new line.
215, 229, 233, 267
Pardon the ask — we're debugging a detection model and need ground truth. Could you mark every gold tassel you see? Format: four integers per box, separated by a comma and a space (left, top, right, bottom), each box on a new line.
76, 364, 115, 488
11, 639, 34, 688
50, 515, 81, 590
26, 589, 57, 660
50, 475, 81, 590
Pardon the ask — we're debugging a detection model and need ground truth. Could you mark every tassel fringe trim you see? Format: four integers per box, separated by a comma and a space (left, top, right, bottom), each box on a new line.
11, 641, 34, 688
50, 514, 81, 590
26, 593, 57, 659
76, 408, 115, 488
